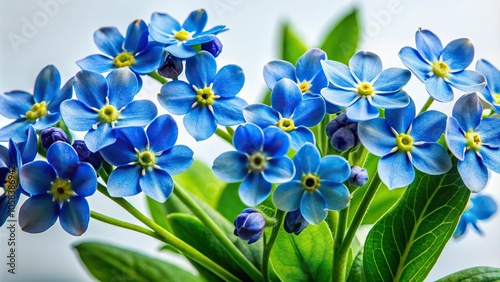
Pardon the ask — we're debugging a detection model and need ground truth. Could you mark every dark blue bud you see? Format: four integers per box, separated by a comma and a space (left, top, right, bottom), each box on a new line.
201, 37, 223, 58
158, 54, 183, 79
284, 209, 309, 235
40, 127, 69, 150
348, 166, 369, 187
327, 113, 359, 152
72, 140, 103, 170
233, 208, 265, 244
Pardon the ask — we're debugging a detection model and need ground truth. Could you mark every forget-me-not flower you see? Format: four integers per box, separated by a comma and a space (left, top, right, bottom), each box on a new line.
476, 59, 500, 113
454, 194, 497, 238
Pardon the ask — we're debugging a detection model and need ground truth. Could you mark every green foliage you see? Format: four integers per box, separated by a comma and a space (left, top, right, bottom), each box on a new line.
347, 250, 365, 282
281, 22, 309, 64
320, 9, 360, 64
74, 241, 202, 282
216, 182, 247, 221
363, 163, 471, 281
436, 267, 500, 282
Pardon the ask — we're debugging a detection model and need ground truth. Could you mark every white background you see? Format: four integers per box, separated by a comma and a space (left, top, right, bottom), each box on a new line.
0, 0, 499, 281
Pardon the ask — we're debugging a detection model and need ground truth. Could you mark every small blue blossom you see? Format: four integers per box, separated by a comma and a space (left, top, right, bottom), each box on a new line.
358, 98, 451, 189
321, 51, 411, 121
72, 140, 103, 170
19, 142, 97, 236
348, 166, 369, 187
476, 59, 500, 113
60, 68, 157, 152
201, 37, 223, 58
149, 9, 226, 59
326, 113, 359, 152
399, 29, 485, 102
40, 127, 70, 150
284, 209, 309, 235
213, 123, 295, 206
244, 79, 325, 149
158, 51, 246, 141
158, 54, 184, 79
454, 194, 497, 238
445, 93, 500, 192
0, 65, 73, 142
273, 144, 350, 224
77, 19, 166, 80
99, 115, 194, 202
233, 208, 265, 244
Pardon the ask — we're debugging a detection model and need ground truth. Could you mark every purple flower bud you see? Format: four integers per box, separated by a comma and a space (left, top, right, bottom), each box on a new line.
348, 166, 369, 187
72, 140, 102, 170
284, 209, 309, 235
233, 208, 265, 244
201, 37, 223, 58
40, 127, 70, 150
158, 54, 183, 79
327, 113, 359, 152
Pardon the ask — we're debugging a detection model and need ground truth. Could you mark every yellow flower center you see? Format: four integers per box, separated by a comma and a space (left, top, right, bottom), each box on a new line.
25, 101, 47, 120
49, 178, 74, 203
98, 104, 120, 124
432, 61, 450, 78
357, 82, 374, 96
276, 118, 296, 132
114, 52, 135, 68
301, 173, 320, 191
248, 152, 268, 172
396, 133, 413, 152
493, 93, 500, 105
465, 130, 482, 151
137, 150, 156, 169
298, 81, 311, 93
174, 30, 191, 41
195, 86, 216, 105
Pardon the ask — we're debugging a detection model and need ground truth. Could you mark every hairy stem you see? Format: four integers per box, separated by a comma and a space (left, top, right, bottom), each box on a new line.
262, 210, 285, 282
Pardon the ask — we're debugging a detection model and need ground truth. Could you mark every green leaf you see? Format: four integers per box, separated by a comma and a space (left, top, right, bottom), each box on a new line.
270, 221, 333, 281
436, 266, 500, 282
216, 182, 247, 221
74, 241, 202, 282
320, 9, 360, 64
363, 163, 471, 282
347, 250, 365, 282
281, 22, 308, 63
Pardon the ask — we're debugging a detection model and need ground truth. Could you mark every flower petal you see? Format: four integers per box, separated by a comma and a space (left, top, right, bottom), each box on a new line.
346, 97, 379, 122
398, 47, 431, 82
159, 81, 196, 115
424, 75, 453, 102
60, 196, 90, 236
19, 194, 59, 233
148, 12, 181, 44
349, 51, 382, 83
318, 181, 350, 210
147, 114, 178, 152
117, 100, 158, 127
212, 97, 247, 126
471, 195, 497, 220
107, 68, 139, 109
296, 48, 326, 82
212, 65, 245, 98
384, 98, 415, 133
233, 123, 264, 154
107, 165, 142, 197
412, 143, 451, 175
19, 125, 38, 163
411, 110, 446, 142
183, 9, 208, 34
20, 160, 56, 195
113, 126, 148, 150
293, 143, 321, 177
378, 152, 415, 189
320, 87, 357, 107
0, 120, 32, 143
186, 51, 216, 87
452, 93, 482, 131
480, 146, 500, 174
292, 96, 325, 127
239, 172, 271, 206
321, 60, 357, 88
476, 59, 500, 93
76, 55, 115, 73
84, 123, 115, 152
212, 151, 249, 182
99, 137, 137, 166
33, 113, 60, 130
243, 104, 279, 128
165, 42, 197, 59
371, 90, 410, 110
288, 127, 315, 150
477, 118, 500, 147
263, 60, 296, 89
155, 145, 194, 175
69, 162, 97, 197
34, 65, 61, 103
458, 150, 488, 192
271, 78, 302, 118
48, 77, 74, 113
131, 46, 166, 75
139, 168, 173, 202
183, 106, 216, 141
0, 91, 34, 119
415, 29, 442, 62
74, 70, 108, 108
262, 157, 295, 183
447, 70, 486, 93
59, 100, 97, 131
300, 191, 327, 224
124, 19, 148, 53
47, 142, 79, 178
273, 180, 304, 211
94, 27, 124, 57
262, 126, 291, 157
445, 117, 467, 160
441, 38, 474, 71
373, 68, 411, 93
317, 155, 351, 183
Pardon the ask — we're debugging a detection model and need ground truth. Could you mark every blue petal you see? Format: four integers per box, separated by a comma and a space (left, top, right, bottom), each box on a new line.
139, 168, 173, 202
476, 59, 500, 93
33, 113, 60, 130
452, 93, 482, 131
317, 155, 351, 183
76, 55, 115, 73
239, 172, 271, 206
117, 100, 157, 127
84, 123, 115, 152
345, 98, 379, 122
296, 48, 326, 82
131, 46, 166, 75
74, 70, 108, 108
447, 70, 486, 92
481, 146, 500, 174
325, 99, 343, 114
107, 165, 142, 197
34, 65, 61, 103
195, 25, 226, 37
370, 90, 410, 109
273, 180, 303, 211
47, 142, 79, 178
262, 157, 295, 183
321, 60, 357, 88
155, 145, 194, 175
292, 96, 325, 127
93, 27, 124, 57
320, 87, 357, 107
158, 81, 196, 115
69, 162, 97, 197
19, 194, 59, 233
0, 191, 21, 226
378, 152, 415, 189
19, 160, 56, 195
445, 117, 467, 160
60, 100, 97, 131
458, 150, 488, 192
212, 97, 247, 126
99, 138, 137, 166
233, 123, 264, 154
107, 68, 139, 109
398, 47, 431, 82
471, 195, 497, 220
425, 76, 453, 102
415, 29, 443, 62
165, 42, 197, 59
146, 114, 178, 152
186, 51, 216, 87
288, 127, 315, 150
183, 105, 216, 141
271, 79, 302, 118
8, 139, 21, 169
300, 191, 327, 224
185, 34, 217, 46
411, 110, 446, 142
0, 91, 34, 119
263, 60, 295, 89
318, 181, 350, 210
212, 151, 249, 182
48, 77, 74, 113
453, 216, 467, 238
309, 71, 328, 94
478, 118, 500, 147
349, 51, 382, 83
441, 38, 474, 71
411, 143, 452, 175
243, 104, 279, 128
262, 126, 291, 157
372, 68, 411, 93
183, 9, 208, 34
59, 196, 90, 236
113, 126, 148, 150
0, 120, 32, 143
148, 12, 181, 44
124, 19, 148, 53
384, 98, 415, 133
293, 143, 321, 177
212, 65, 245, 98
19, 125, 38, 163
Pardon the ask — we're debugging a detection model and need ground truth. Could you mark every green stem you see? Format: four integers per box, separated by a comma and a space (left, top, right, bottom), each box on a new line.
319, 115, 331, 157
332, 207, 349, 282
418, 97, 434, 114
96, 184, 240, 282
215, 127, 233, 145
97, 167, 109, 183
147, 71, 168, 84
225, 126, 235, 137
262, 210, 285, 282
173, 184, 263, 281
333, 173, 382, 282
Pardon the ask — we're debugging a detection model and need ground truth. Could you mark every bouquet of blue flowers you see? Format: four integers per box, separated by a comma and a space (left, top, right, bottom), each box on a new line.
1, 7, 499, 282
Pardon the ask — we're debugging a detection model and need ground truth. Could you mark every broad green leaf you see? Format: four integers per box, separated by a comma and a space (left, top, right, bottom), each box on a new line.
346, 236, 362, 276
216, 182, 247, 221
270, 221, 333, 281
347, 250, 365, 282
74, 241, 202, 282
436, 266, 500, 282
363, 163, 471, 282
320, 9, 360, 64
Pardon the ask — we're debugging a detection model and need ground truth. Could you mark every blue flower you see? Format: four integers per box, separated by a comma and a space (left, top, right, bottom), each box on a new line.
476, 59, 500, 113
99, 115, 194, 202
358, 98, 451, 189
60, 68, 157, 152
233, 208, 266, 244
0, 126, 37, 226
0, 65, 73, 142
244, 79, 325, 149
18, 142, 97, 236
158, 51, 246, 141
347, 166, 369, 187
273, 144, 350, 224
284, 209, 309, 235
454, 194, 497, 238
321, 51, 411, 121
40, 127, 70, 150
263, 48, 340, 113
326, 113, 360, 152
445, 93, 500, 192
213, 123, 295, 206
399, 29, 485, 102
149, 9, 226, 59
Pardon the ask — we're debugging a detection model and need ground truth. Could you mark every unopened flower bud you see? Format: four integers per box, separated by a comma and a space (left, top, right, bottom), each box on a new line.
348, 166, 369, 187
201, 37, 223, 58
326, 113, 359, 152
284, 209, 309, 235
158, 54, 183, 79
72, 140, 103, 170
233, 208, 265, 244
40, 127, 69, 150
